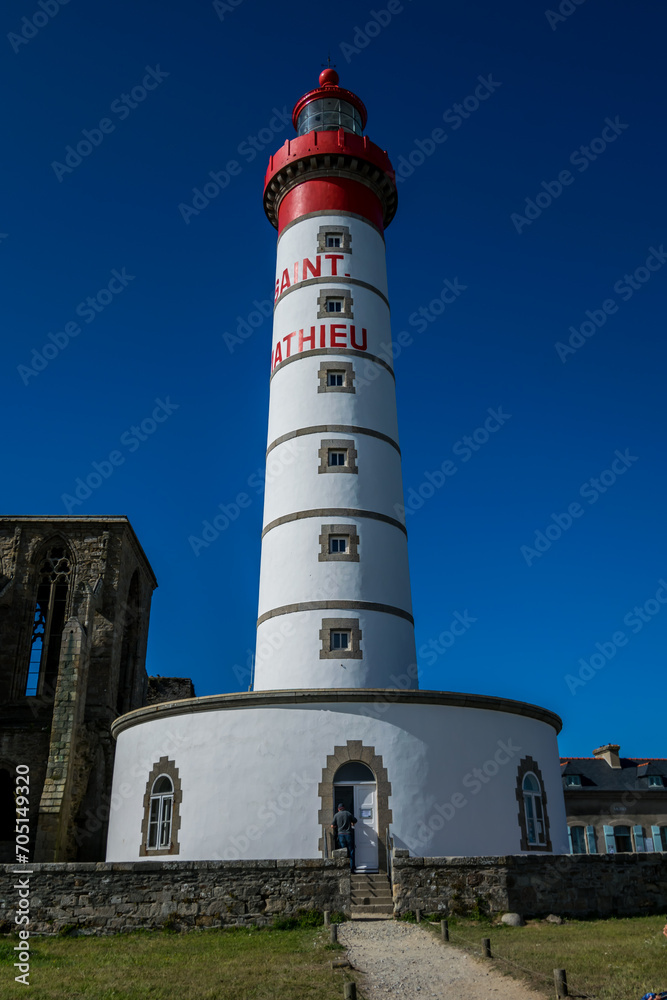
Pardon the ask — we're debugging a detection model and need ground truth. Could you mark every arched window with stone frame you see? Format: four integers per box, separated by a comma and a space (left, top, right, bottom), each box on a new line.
25, 540, 74, 698
140, 757, 182, 856
515, 755, 552, 852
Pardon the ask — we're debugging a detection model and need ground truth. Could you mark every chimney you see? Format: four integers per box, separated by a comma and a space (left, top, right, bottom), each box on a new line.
593, 744, 621, 768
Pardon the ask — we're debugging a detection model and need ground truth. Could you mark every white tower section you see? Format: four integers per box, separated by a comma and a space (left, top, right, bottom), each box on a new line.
254, 70, 417, 692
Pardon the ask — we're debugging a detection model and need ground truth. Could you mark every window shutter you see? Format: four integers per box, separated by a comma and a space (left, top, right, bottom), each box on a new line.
567, 827, 573, 853
586, 825, 597, 853
603, 825, 615, 853
651, 825, 662, 851
632, 825, 645, 852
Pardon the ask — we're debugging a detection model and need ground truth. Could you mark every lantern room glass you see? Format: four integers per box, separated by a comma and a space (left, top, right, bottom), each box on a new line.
296, 99, 363, 136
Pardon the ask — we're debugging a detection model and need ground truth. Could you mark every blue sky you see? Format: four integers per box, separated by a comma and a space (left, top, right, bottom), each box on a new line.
3, 0, 666, 758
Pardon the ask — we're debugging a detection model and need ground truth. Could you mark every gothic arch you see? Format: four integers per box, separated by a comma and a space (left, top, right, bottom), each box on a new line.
318, 740, 392, 870
23, 536, 76, 698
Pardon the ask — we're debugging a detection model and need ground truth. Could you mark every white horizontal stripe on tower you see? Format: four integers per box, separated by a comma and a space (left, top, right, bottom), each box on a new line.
261, 435, 405, 528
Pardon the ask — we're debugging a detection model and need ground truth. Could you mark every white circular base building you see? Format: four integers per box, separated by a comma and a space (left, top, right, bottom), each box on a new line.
106, 689, 566, 867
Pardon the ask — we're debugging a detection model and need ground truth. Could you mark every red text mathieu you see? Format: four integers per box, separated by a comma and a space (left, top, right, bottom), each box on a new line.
275, 254, 347, 302
271, 323, 368, 371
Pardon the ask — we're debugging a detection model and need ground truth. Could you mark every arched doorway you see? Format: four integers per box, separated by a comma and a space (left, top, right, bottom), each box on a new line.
333, 761, 378, 871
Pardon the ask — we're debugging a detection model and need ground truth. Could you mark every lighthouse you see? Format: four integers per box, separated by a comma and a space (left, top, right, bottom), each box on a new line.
255, 69, 416, 692
106, 72, 567, 869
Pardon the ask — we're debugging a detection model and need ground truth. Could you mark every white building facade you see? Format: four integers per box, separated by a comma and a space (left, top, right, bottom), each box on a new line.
106, 71, 567, 869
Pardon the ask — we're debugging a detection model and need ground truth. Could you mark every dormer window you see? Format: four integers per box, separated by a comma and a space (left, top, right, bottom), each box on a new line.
565, 774, 582, 787
648, 775, 664, 788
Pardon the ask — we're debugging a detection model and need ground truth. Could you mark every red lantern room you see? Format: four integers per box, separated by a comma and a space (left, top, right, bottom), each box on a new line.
263, 71, 397, 235
292, 69, 368, 136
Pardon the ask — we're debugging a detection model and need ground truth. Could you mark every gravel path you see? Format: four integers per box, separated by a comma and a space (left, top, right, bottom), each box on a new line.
338, 920, 548, 1000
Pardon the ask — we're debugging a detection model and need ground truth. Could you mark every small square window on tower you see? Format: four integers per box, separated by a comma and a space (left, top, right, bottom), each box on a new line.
319, 523, 360, 562
319, 617, 362, 659
317, 225, 352, 254
318, 439, 358, 474
317, 289, 354, 319
318, 361, 355, 394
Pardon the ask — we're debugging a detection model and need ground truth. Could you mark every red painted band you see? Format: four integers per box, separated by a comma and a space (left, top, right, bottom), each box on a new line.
265, 131, 395, 192
278, 178, 384, 234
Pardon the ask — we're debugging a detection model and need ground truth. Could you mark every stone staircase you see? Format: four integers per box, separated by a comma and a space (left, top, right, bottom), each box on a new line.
350, 872, 394, 918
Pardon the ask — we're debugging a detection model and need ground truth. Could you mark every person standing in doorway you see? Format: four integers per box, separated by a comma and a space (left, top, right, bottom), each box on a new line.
332, 803, 357, 871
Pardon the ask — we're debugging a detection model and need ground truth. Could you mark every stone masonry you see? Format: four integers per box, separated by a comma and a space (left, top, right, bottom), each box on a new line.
0, 517, 193, 864
0, 853, 665, 936
0, 859, 351, 935
391, 852, 667, 918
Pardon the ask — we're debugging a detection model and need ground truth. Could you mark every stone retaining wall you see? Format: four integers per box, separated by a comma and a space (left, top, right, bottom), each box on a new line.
0, 859, 350, 935
392, 853, 667, 918
2, 853, 664, 936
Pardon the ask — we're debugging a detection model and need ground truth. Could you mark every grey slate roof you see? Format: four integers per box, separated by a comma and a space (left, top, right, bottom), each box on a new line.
560, 757, 667, 790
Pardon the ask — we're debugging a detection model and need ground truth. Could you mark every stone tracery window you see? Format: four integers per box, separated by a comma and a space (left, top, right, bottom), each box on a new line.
25, 543, 73, 696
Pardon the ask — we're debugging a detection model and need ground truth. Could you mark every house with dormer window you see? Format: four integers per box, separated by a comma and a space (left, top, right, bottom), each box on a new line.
561, 743, 667, 854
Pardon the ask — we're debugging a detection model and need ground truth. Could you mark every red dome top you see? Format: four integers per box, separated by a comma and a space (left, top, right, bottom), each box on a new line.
319, 68, 339, 87
292, 72, 368, 132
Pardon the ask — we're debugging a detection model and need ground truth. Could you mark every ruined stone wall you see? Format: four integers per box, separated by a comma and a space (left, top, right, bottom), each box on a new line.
391, 852, 667, 918
0, 518, 158, 862
0, 859, 350, 935
146, 677, 196, 705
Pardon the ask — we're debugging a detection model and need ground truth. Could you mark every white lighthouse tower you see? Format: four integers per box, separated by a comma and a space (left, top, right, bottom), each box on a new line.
106, 72, 567, 869
255, 68, 416, 692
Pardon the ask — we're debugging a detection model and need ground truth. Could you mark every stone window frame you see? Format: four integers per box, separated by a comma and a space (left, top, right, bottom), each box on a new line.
319, 617, 362, 659
319, 523, 360, 563
317, 361, 356, 394
317, 225, 352, 254
317, 289, 354, 319
318, 740, 392, 871
515, 755, 552, 852
24, 535, 76, 699
140, 756, 182, 857
318, 438, 358, 475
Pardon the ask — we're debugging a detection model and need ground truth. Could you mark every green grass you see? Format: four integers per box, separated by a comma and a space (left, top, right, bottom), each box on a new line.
0, 926, 353, 999
423, 914, 667, 1000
